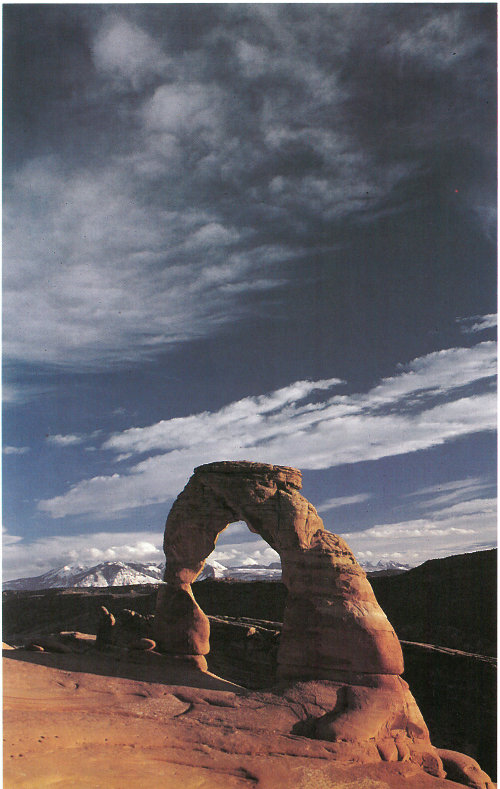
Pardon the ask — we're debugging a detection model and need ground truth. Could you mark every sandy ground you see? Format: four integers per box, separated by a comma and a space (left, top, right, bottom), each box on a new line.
3, 649, 469, 789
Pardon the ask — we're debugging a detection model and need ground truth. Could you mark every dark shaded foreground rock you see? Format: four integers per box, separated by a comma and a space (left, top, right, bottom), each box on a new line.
438, 750, 496, 789
371, 549, 497, 656
3, 654, 491, 789
96, 605, 115, 646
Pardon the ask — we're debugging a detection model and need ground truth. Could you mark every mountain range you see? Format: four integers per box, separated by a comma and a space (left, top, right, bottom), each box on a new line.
2, 558, 409, 590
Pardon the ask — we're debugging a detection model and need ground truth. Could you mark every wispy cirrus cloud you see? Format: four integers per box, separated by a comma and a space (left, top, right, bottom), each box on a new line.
2, 380, 55, 406
101, 378, 343, 456
343, 469, 496, 565
46, 434, 86, 448
38, 340, 496, 519
3, 526, 23, 546
4, 156, 284, 368
4, 6, 495, 371
457, 313, 497, 334
317, 493, 372, 513
3, 445, 30, 456
383, 9, 485, 70
406, 476, 496, 509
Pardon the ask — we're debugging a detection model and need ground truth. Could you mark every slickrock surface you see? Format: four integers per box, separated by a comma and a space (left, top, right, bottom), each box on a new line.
3, 651, 475, 789
155, 461, 449, 778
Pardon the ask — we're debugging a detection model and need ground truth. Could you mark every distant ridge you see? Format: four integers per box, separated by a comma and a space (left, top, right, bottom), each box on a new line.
3, 556, 410, 590
2, 561, 165, 590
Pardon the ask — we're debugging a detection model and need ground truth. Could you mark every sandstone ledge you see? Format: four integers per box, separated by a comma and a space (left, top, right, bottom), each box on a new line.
3, 654, 478, 789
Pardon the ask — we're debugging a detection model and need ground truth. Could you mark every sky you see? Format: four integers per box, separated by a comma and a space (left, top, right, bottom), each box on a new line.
3, 3, 497, 580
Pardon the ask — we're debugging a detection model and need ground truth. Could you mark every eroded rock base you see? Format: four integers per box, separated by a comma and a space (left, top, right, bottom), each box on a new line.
5, 654, 494, 789
280, 678, 445, 778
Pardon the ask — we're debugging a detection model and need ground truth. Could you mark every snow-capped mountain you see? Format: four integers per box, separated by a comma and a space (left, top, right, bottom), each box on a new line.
2, 561, 165, 590
3, 557, 409, 590
196, 560, 227, 580
223, 564, 283, 580
2, 560, 280, 589
361, 560, 411, 573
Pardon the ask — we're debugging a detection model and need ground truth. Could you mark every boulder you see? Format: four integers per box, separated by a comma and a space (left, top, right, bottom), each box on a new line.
96, 605, 116, 647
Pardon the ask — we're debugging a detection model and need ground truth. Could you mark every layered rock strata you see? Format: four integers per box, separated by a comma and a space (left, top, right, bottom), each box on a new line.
155, 461, 444, 778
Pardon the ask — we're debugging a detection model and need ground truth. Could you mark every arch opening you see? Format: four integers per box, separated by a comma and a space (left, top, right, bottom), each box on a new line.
203, 519, 282, 581
190, 519, 285, 687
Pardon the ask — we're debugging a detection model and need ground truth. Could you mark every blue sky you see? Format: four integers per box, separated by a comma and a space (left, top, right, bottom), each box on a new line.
3, 4, 497, 580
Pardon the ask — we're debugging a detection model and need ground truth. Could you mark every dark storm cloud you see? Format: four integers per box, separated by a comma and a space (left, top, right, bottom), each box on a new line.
3, 4, 496, 369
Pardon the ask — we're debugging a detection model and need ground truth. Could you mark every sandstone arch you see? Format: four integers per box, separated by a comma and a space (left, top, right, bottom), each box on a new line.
154, 461, 447, 777
155, 460, 403, 680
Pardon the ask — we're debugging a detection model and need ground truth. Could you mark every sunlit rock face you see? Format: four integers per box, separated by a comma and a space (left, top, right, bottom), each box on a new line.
155, 461, 448, 779
156, 460, 403, 679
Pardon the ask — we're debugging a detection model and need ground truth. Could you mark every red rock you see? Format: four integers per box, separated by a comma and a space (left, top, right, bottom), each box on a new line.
130, 638, 156, 652
155, 584, 210, 656
158, 461, 403, 680
437, 749, 495, 789
154, 461, 489, 780
2, 656, 469, 789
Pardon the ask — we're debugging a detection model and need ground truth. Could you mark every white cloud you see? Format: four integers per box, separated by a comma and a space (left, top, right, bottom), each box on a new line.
2, 384, 21, 405
3, 157, 285, 368
317, 493, 372, 513
39, 341, 496, 519
263, 153, 412, 223
235, 40, 270, 79
458, 313, 497, 334
407, 476, 496, 509
143, 82, 221, 135
2, 381, 54, 406
47, 434, 85, 448
3, 526, 23, 546
102, 378, 343, 456
2, 528, 165, 581
5, 8, 494, 375
92, 16, 169, 89
3, 445, 30, 455
385, 10, 483, 70
367, 340, 496, 406
184, 222, 239, 250
209, 541, 280, 569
